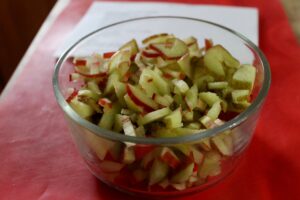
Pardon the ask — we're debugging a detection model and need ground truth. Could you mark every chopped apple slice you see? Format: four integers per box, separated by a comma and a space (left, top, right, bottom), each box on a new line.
198, 92, 221, 107
139, 68, 160, 97
126, 84, 159, 112
171, 163, 194, 183
69, 96, 94, 118
149, 38, 188, 60
104, 72, 120, 94
199, 137, 212, 151
203, 45, 240, 78
99, 161, 124, 173
98, 103, 121, 130
123, 147, 136, 164
182, 110, 194, 122
211, 134, 233, 156
113, 114, 123, 132
231, 89, 250, 103
185, 122, 201, 129
149, 159, 169, 185
178, 53, 193, 78
119, 39, 139, 56
108, 50, 131, 73
163, 107, 183, 128
198, 151, 221, 179
137, 107, 171, 125
191, 147, 204, 164
124, 94, 143, 113
142, 33, 174, 45
206, 101, 221, 120
121, 115, 136, 137
160, 147, 180, 168
152, 94, 173, 107
184, 84, 198, 111
232, 64, 256, 91
83, 130, 115, 160
142, 48, 161, 58
87, 81, 102, 95
173, 79, 189, 94
113, 81, 126, 106
208, 81, 228, 90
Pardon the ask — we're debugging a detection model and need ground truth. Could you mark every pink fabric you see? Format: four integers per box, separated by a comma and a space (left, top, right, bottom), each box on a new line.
1, 0, 300, 199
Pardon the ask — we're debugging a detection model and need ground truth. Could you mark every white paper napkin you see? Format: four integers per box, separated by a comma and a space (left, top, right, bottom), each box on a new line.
55, 2, 258, 57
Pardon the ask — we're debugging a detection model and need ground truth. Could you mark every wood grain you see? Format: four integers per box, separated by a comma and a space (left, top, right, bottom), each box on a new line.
281, 0, 300, 42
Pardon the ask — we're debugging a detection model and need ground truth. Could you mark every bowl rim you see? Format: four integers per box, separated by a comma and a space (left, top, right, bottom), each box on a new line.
53, 16, 271, 144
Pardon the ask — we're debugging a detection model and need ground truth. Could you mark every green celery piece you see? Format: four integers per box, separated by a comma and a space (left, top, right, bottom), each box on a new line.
108, 50, 131, 73
173, 79, 189, 94
231, 89, 250, 103
171, 163, 194, 183
184, 84, 198, 111
198, 92, 221, 107
98, 103, 121, 130
203, 45, 240, 79
87, 81, 102, 95
163, 107, 183, 128
182, 110, 194, 122
119, 39, 139, 56
113, 114, 123, 132
104, 72, 120, 94
124, 94, 143, 113
78, 89, 99, 101
206, 101, 221, 120
70, 97, 94, 118
149, 159, 169, 185
137, 107, 171, 125
207, 81, 228, 90
177, 53, 193, 78
113, 81, 126, 106
232, 64, 256, 91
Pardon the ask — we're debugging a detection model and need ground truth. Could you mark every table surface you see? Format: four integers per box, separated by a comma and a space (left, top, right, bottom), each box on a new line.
1, 0, 300, 199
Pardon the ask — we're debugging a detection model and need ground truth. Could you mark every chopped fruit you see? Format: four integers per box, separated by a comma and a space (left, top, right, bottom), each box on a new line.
149, 159, 169, 186
206, 101, 221, 120
108, 50, 131, 73
184, 84, 198, 111
211, 134, 233, 156
137, 107, 171, 125
232, 64, 256, 91
87, 81, 101, 95
67, 35, 257, 192
173, 79, 189, 94
149, 38, 188, 60
171, 163, 194, 183
123, 147, 136, 164
142, 33, 173, 45
84, 130, 115, 160
98, 103, 121, 130
178, 53, 193, 78
198, 151, 221, 179
204, 45, 240, 78
231, 89, 250, 103
99, 161, 124, 173
103, 51, 116, 59
119, 39, 139, 56
126, 84, 159, 112
163, 107, 183, 129
160, 147, 180, 168
208, 81, 228, 90
198, 92, 221, 107
69, 96, 94, 118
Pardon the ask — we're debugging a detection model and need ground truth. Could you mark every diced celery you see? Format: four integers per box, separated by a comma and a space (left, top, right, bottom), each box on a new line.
198, 92, 221, 107
206, 101, 221, 120
163, 107, 183, 128
184, 84, 198, 111
232, 64, 256, 91
173, 79, 189, 94
98, 103, 121, 130
137, 107, 171, 125
208, 81, 228, 90
231, 89, 250, 103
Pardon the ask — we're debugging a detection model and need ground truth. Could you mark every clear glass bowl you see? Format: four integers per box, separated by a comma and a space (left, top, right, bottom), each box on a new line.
53, 16, 271, 197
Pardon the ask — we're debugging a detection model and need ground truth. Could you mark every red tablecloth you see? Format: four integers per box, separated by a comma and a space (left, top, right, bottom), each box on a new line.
1, 0, 300, 199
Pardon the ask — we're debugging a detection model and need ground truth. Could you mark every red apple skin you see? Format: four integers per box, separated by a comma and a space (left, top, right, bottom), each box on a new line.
103, 51, 116, 59
66, 89, 78, 103
148, 44, 183, 60
134, 145, 155, 160
126, 84, 155, 113
142, 50, 161, 58
74, 70, 108, 78
142, 33, 169, 44
74, 59, 87, 66
205, 39, 213, 50
160, 149, 180, 169
98, 98, 112, 108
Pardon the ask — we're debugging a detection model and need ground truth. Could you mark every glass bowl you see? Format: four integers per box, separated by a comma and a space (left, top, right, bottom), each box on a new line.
53, 16, 271, 197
